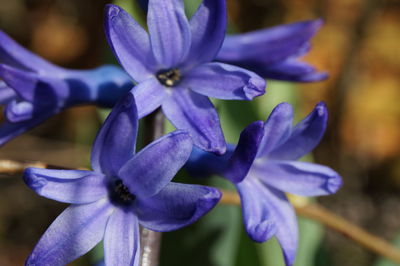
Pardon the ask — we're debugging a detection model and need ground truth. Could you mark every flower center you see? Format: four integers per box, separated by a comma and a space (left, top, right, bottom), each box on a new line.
156, 69, 181, 87
109, 179, 135, 205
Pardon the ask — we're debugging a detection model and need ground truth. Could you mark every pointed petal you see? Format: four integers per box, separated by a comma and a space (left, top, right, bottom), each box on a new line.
257, 103, 294, 158
0, 30, 61, 74
134, 182, 221, 231
104, 208, 140, 266
105, 5, 156, 82
130, 78, 166, 119
91, 92, 138, 176
23, 168, 108, 204
26, 200, 113, 266
253, 160, 342, 196
162, 89, 226, 154
224, 121, 264, 183
269, 102, 328, 160
147, 0, 191, 68
0, 64, 68, 104
183, 62, 265, 100
216, 19, 323, 65
119, 131, 192, 199
185, 0, 226, 67
236, 178, 277, 242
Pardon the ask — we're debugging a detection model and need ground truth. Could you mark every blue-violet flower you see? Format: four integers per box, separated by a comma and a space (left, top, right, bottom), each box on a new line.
23, 92, 221, 265
186, 102, 342, 266
0, 30, 133, 146
104, 1, 267, 155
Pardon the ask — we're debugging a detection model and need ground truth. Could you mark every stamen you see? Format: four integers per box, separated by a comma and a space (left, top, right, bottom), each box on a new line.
156, 69, 181, 87
110, 179, 135, 205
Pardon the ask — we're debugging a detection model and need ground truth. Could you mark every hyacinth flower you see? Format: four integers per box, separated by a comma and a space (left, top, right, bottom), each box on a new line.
0, 30, 133, 146
135, 0, 327, 82
23, 92, 221, 265
105, 0, 266, 154
186, 102, 342, 265
216, 20, 328, 82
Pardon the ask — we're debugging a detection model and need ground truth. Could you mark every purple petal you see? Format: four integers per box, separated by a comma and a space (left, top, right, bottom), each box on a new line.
23, 168, 108, 204
147, 0, 191, 68
104, 208, 140, 266
185, 0, 226, 68
0, 81, 16, 105
183, 62, 266, 100
224, 121, 265, 183
0, 30, 62, 74
119, 131, 193, 199
5, 100, 34, 123
269, 102, 328, 160
257, 103, 294, 158
252, 160, 342, 196
0, 64, 68, 104
26, 200, 113, 266
91, 92, 138, 176
262, 186, 298, 266
216, 19, 323, 65
162, 89, 226, 154
105, 5, 156, 82
130, 78, 166, 118
134, 182, 221, 231
236, 178, 277, 242
259, 59, 328, 82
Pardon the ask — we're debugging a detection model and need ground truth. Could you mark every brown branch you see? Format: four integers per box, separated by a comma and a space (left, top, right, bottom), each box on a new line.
220, 189, 400, 264
2, 159, 400, 264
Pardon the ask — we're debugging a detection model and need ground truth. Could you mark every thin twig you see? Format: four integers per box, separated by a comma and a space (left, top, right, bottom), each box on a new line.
2, 159, 400, 264
220, 189, 400, 264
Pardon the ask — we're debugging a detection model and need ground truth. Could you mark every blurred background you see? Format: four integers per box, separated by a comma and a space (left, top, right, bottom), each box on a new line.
0, 0, 399, 265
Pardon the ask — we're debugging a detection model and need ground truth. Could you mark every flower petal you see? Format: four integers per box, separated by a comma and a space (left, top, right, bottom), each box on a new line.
91, 92, 138, 176
105, 4, 156, 82
5, 100, 34, 123
185, 0, 226, 68
130, 78, 166, 119
119, 131, 192, 199
147, 0, 191, 68
183, 62, 266, 100
236, 178, 277, 242
26, 200, 113, 266
257, 102, 294, 158
23, 168, 108, 204
216, 19, 323, 65
162, 89, 226, 154
104, 208, 140, 266
252, 160, 342, 196
134, 182, 221, 231
261, 186, 298, 266
0, 30, 61, 74
269, 102, 328, 160
224, 121, 265, 183
0, 64, 68, 104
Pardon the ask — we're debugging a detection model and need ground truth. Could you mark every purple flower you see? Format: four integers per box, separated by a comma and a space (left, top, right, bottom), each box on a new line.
186, 102, 342, 266
0, 30, 133, 146
23, 92, 221, 265
104, 1, 266, 155
216, 20, 328, 82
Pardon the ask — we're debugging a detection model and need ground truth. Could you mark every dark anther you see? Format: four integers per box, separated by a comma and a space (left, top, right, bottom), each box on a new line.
156, 69, 181, 87
112, 179, 135, 204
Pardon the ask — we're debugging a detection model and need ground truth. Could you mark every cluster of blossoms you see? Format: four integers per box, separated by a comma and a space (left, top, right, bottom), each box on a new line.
0, 0, 341, 265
